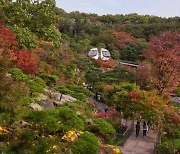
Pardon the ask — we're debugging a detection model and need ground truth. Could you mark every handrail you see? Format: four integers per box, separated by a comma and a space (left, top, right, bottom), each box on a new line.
119, 60, 139, 65
121, 120, 134, 146
112, 121, 135, 146
123, 128, 129, 136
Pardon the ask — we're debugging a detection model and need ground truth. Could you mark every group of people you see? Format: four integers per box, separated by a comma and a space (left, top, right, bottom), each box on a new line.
135, 121, 150, 137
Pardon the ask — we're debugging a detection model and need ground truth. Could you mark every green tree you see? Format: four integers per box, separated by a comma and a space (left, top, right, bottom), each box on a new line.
121, 40, 147, 62
70, 132, 100, 154
1, 0, 61, 48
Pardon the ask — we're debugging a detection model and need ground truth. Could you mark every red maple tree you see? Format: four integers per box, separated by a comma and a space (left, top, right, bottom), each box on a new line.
141, 32, 180, 94
0, 22, 39, 74
99, 30, 134, 51
12, 50, 39, 74
96, 59, 117, 69
0, 21, 18, 56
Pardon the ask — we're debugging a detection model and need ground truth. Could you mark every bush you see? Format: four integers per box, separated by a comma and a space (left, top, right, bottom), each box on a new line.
38, 71, 59, 86
10, 26, 37, 50
56, 86, 72, 95
10, 68, 29, 82
38, 27, 61, 48
10, 68, 47, 94
93, 118, 116, 136
6, 129, 64, 154
12, 50, 39, 74
30, 76, 46, 88
93, 118, 116, 144
56, 84, 93, 102
25, 107, 85, 133
158, 143, 175, 154
10, 68, 46, 94
67, 83, 93, 97
26, 80, 45, 94
71, 93, 87, 102
58, 107, 85, 131
70, 132, 100, 154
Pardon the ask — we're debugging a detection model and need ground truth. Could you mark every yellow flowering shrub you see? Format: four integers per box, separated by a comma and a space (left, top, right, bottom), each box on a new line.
0, 126, 9, 134
102, 144, 121, 154
52, 145, 59, 150
62, 130, 84, 142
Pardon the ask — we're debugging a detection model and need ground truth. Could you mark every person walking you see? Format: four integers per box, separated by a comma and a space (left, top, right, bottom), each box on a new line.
143, 122, 148, 137
105, 106, 108, 112
147, 121, 150, 133
97, 93, 101, 101
136, 121, 140, 137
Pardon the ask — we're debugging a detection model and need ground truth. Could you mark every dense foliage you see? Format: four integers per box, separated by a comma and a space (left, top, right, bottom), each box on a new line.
0, 1, 179, 153
70, 132, 100, 154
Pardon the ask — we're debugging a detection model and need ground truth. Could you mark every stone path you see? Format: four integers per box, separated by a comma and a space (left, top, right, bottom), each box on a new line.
89, 96, 107, 112
120, 128, 157, 154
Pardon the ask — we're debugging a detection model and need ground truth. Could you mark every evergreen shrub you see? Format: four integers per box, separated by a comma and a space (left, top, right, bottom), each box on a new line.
70, 132, 100, 154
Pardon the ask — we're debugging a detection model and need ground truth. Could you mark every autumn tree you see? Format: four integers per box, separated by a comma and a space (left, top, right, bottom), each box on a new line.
0, 22, 39, 74
142, 32, 180, 95
12, 50, 39, 74
97, 30, 134, 50
0, 21, 18, 51
96, 59, 117, 69
0, 0, 61, 48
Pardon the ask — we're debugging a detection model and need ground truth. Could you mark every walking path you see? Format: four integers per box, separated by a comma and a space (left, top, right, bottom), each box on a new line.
89, 96, 107, 111
89, 96, 158, 154
120, 128, 157, 154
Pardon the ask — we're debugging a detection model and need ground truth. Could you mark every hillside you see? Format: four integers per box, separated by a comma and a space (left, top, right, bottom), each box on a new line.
0, 0, 180, 153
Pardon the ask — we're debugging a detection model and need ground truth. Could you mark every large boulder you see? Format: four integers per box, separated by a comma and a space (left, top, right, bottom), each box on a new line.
41, 99, 55, 109
51, 92, 62, 101
61, 94, 77, 103
29, 103, 43, 111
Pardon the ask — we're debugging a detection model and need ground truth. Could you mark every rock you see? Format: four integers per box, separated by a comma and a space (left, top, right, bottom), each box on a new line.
86, 118, 93, 125
51, 92, 62, 101
29, 103, 43, 111
61, 94, 76, 103
19, 120, 30, 127
35, 93, 48, 101
53, 101, 64, 106
76, 111, 81, 115
44, 88, 51, 93
42, 99, 54, 109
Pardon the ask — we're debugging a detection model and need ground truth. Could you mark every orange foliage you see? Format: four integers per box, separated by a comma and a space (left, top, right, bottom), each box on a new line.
128, 91, 142, 103
45, 65, 52, 74
143, 32, 180, 94
124, 65, 136, 73
12, 50, 39, 74
96, 59, 117, 69
103, 85, 114, 92
0, 22, 39, 74
0, 21, 18, 50
99, 30, 134, 51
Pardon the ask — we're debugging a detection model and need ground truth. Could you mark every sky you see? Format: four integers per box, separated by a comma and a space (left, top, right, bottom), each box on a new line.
56, 0, 180, 17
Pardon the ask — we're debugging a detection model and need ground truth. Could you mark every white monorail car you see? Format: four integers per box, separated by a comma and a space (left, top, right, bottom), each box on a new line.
100, 48, 110, 61
88, 48, 99, 60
